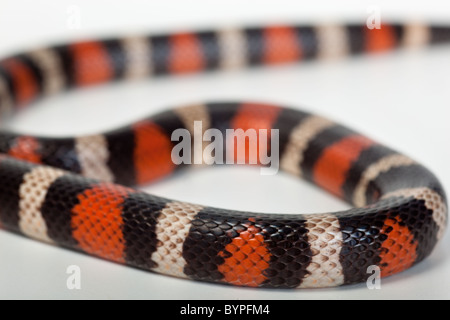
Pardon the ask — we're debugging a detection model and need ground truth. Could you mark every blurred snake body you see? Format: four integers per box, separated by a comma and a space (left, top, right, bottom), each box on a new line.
0, 23, 447, 288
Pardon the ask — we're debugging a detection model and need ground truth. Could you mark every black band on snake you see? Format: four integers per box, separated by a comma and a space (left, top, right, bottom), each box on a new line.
0, 23, 447, 288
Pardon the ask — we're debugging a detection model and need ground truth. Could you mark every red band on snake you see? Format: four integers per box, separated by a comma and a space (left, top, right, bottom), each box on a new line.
0, 23, 447, 288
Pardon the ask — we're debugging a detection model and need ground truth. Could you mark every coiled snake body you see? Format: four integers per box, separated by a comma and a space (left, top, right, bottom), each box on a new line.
0, 23, 447, 288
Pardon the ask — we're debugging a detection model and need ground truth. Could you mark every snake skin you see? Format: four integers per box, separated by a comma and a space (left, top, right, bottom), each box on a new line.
0, 23, 448, 288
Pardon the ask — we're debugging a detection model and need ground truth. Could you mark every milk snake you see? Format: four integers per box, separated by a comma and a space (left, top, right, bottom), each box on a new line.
0, 23, 447, 289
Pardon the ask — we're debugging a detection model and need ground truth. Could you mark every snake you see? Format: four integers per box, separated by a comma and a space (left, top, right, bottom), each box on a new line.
0, 23, 447, 289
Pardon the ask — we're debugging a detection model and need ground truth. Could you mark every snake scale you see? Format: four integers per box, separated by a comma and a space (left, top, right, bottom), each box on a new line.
0, 23, 448, 289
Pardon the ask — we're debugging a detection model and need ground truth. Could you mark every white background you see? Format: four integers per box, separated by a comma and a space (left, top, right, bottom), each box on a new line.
0, 0, 449, 299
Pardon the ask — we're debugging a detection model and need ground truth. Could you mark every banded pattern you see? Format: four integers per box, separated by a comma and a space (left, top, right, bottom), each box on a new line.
75, 135, 114, 182
27, 48, 65, 95
299, 214, 344, 288
0, 23, 448, 289
18, 166, 65, 242
151, 202, 204, 278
